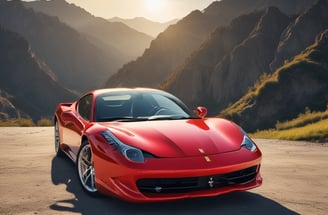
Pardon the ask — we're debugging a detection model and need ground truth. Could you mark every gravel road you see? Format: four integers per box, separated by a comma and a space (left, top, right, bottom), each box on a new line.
0, 127, 327, 215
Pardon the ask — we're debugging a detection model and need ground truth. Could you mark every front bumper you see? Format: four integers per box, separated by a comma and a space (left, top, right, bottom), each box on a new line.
93, 148, 262, 202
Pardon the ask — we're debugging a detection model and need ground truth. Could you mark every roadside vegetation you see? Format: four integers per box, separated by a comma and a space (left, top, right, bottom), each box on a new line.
1, 107, 327, 143
251, 106, 328, 142
0, 118, 53, 127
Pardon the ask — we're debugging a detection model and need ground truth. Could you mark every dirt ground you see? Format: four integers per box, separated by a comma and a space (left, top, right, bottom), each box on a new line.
0, 127, 327, 215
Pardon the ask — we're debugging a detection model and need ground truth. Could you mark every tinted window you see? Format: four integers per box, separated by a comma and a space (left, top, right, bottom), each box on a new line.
77, 94, 93, 121
95, 91, 195, 122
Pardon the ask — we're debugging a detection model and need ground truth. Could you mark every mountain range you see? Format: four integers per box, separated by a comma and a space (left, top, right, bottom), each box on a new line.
104, 0, 315, 89
23, 0, 153, 60
104, 0, 327, 131
165, 0, 328, 131
1, 0, 327, 132
0, 0, 118, 92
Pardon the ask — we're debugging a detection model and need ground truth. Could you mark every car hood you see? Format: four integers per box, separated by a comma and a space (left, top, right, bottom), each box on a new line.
102, 118, 244, 158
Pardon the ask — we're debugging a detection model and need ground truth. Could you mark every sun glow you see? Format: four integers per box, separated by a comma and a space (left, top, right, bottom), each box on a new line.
144, 0, 167, 13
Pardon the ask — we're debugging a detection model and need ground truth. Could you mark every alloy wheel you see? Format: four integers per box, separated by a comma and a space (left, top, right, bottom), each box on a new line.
77, 142, 97, 193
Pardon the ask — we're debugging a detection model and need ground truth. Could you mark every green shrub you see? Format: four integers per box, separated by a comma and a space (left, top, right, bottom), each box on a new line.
0, 118, 35, 127
16, 118, 35, 127
37, 118, 53, 126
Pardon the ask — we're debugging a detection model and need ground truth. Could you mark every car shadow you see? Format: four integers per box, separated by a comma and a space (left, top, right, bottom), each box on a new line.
50, 156, 299, 215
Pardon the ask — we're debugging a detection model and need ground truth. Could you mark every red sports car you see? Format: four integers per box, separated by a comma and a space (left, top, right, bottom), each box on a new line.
54, 88, 262, 202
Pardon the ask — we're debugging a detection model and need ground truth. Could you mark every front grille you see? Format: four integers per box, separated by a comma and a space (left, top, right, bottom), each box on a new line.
137, 165, 258, 194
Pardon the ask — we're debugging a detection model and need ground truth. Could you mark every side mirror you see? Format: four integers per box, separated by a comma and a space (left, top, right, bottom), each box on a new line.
194, 106, 207, 118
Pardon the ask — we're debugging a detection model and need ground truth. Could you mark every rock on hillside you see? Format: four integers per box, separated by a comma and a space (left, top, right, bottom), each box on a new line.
0, 26, 77, 121
221, 29, 328, 132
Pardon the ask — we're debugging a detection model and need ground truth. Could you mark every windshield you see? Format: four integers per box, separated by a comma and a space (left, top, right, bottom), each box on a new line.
95, 90, 197, 122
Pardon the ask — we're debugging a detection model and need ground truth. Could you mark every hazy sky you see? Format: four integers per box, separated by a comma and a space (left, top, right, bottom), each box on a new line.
63, 0, 217, 22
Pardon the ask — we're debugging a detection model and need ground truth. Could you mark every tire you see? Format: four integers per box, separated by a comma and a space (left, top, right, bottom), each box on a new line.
76, 140, 98, 195
54, 120, 64, 157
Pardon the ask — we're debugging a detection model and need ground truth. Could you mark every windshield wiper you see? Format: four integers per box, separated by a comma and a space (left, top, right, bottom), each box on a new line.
98, 115, 197, 122
147, 115, 195, 121
98, 116, 147, 122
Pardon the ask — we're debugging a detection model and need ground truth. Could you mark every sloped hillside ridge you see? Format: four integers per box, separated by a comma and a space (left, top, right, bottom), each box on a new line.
270, 0, 328, 71
0, 0, 117, 92
108, 17, 178, 37
221, 28, 328, 132
105, 10, 214, 88
164, 7, 291, 113
0, 92, 21, 120
203, 0, 314, 22
23, 0, 153, 63
0, 26, 77, 121
163, 0, 327, 117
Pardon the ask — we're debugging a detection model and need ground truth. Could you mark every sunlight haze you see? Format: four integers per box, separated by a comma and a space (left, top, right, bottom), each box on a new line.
61, 0, 217, 22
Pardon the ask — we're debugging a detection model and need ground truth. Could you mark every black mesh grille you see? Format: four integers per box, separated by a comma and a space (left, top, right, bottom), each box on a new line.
137, 165, 258, 194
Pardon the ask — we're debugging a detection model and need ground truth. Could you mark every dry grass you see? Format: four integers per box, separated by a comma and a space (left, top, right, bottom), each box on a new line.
251, 106, 328, 142
36, 118, 54, 126
275, 107, 328, 130
251, 118, 328, 142
0, 118, 53, 127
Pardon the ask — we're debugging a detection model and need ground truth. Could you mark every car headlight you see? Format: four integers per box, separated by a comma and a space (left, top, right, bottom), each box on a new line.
240, 130, 257, 152
102, 130, 145, 163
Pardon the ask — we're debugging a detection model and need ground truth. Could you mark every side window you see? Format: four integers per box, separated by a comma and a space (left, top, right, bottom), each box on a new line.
77, 94, 93, 121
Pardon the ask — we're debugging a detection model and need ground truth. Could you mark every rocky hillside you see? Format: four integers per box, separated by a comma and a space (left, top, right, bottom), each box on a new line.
104, 0, 314, 89
164, 0, 327, 116
0, 26, 77, 121
221, 29, 328, 132
105, 10, 215, 88
0, 0, 116, 92
270, 0, 328, 71
203, 0, 313, 22
23, 0, 153, 61
0, 92, 21, 120
164, 7, 291, 113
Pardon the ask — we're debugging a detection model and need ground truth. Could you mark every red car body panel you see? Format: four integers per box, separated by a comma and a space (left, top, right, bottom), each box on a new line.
100, 119, 243, 157
54, 88, 262, 202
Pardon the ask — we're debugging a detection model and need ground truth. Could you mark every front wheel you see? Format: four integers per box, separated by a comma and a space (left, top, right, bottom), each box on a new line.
77, 140, 98, 195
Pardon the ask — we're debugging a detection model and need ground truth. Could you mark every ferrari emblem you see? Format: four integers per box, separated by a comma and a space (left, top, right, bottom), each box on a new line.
204, 156, 211, 162
208, 177, 214, 188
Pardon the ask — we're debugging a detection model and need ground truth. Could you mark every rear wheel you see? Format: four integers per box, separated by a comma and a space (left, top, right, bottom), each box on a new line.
77, 140, 98, 195
54, 120, 64, 157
